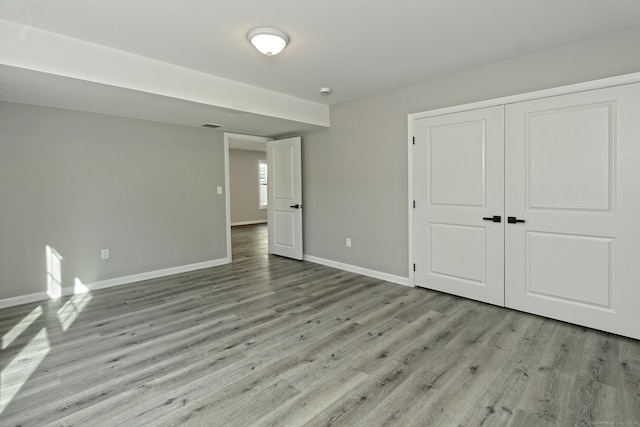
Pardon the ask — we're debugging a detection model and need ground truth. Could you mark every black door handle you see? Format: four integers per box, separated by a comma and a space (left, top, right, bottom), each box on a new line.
290, 204, 302, 209
482, 215, 501, 223
507, 216, 525, 224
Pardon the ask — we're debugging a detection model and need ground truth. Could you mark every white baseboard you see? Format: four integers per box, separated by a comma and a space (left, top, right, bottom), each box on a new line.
0, 256, 408, 309
0, 257, 230, 310
303, 255, 411, 287
0, 292, 51, 309
231, 220, 267, 226
80, 258, 230, 293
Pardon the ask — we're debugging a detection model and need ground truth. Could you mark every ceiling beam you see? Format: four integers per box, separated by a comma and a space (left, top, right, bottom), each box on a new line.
0, 19, 329, 128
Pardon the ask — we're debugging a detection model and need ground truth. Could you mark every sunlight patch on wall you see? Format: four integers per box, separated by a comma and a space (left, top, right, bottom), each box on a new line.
45, 245, 63, 299
74, 278, 89, 294
57, 278, 92, 332
1, 306, 43, 351
0, 328, 50, 415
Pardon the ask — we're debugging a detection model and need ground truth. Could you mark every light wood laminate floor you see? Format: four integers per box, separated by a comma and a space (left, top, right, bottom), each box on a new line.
1, 224, 639, 426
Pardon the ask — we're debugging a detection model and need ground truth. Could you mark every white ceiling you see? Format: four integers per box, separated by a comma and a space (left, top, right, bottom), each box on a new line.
1, 0, 640, 136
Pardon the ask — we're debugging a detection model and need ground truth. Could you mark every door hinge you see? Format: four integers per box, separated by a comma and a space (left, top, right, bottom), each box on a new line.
413, 200, 416, 208
413, 264, 416, 272
412, 136, 415, 145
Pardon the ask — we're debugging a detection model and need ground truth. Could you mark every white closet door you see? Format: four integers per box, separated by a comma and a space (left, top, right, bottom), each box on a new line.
414, 106, 505, 306
505, 83, 640, 340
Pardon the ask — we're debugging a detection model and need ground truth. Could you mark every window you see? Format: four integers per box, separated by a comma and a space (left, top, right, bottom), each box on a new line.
259, 160, 268, 209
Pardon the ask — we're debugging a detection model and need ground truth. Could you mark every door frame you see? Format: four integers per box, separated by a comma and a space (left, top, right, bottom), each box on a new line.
224, 132, 272, 262
407, 72, 640, 286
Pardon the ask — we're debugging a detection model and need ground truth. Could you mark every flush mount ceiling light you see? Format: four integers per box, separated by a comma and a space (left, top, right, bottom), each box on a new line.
248, 27, 290, 56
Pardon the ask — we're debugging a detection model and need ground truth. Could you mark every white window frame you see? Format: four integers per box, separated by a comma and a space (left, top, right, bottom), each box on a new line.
259, 160, 268, 209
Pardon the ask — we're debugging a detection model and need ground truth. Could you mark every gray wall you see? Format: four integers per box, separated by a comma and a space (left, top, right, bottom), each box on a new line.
229, 149, 267, 224
2, 25, 639, 301
301, 25, 640, 278
0, 102, 227, 300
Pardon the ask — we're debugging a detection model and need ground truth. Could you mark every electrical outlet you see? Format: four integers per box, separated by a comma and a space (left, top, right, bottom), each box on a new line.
346, 238, 351, 247
101, 249, 109, 260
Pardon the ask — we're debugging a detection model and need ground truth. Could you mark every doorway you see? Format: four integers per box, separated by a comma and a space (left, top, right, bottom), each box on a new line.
224, 133, 304, 262
224, 132, 271, 262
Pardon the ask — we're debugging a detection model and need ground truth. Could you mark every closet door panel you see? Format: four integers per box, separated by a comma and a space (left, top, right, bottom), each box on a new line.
505, 83, 640, 340
527, 104, 612, 210
414, 106, 505, 306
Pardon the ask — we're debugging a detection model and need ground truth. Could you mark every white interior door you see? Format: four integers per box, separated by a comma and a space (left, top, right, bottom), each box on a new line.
505, 83, 640, 340
414, 106, 505, 306
267, 137, 303, 260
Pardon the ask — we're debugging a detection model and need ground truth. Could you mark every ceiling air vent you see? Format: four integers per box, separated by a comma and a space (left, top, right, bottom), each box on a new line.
201, 123, 222, 129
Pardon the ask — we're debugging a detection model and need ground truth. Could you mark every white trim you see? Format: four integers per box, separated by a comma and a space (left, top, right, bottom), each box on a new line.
0, 258, 228, 309
304, 255, 412, 287
224, 135, 232, 262
407, 72, 640, 287
408, 72, 640, 121
2, 255, 408, 309
82, 258, 229, 292
408, 122, 415, 286
231, 220, 267, 226
224, 132, 272, 264
0, 292, 50, 309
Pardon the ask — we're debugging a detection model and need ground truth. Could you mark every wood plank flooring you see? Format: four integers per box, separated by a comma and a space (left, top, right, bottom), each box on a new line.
1, 223, 639, 426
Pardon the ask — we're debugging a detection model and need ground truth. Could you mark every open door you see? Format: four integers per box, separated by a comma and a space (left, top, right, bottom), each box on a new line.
267, 137, 303, 260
